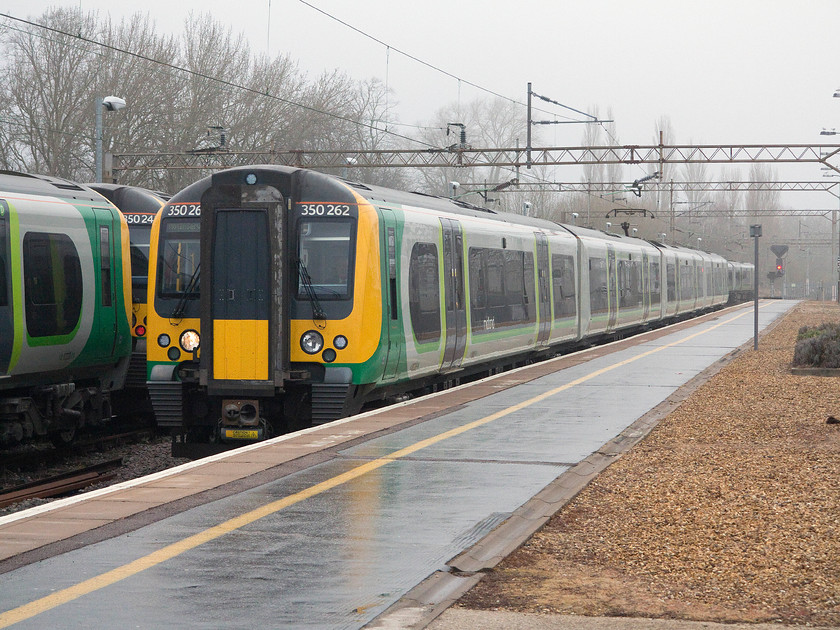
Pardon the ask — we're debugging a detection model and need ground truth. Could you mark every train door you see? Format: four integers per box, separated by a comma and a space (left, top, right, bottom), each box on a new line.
441, 217, 466, 370
607, 246, 618, 330
380, 208, 402, 380
207, 208, 271, 388
535, 232, 551, 344
94, 208, 118, 359
0, 200, 11, 373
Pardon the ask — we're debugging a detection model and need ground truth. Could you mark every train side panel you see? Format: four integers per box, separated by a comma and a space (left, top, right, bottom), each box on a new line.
0, 181, 132, 446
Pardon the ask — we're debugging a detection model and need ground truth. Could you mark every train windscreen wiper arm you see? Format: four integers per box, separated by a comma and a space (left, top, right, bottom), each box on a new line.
296, 259, 327, 325
170, 263, 200, 320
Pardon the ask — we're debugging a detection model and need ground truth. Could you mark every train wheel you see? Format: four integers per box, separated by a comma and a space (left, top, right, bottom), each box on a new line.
50, 426, 77, 449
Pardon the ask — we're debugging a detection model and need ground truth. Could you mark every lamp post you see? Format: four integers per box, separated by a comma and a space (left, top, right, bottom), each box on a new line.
750, 224, 761, 350
95, 96, 126, 182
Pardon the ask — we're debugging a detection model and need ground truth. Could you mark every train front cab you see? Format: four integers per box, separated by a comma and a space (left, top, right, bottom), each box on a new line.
148, 166, 384, 451
145, 179, 204, 437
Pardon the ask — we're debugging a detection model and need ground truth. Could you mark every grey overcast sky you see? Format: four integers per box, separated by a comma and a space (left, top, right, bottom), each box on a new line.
2, 0, 840, 209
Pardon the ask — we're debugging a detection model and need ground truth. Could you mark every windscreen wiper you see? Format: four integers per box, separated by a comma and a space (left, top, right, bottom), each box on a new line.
170, 263, 200, 319
296, 259, 326, 325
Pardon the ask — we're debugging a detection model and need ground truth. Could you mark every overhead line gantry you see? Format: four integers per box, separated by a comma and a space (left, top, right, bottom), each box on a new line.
113, 143, 840, 177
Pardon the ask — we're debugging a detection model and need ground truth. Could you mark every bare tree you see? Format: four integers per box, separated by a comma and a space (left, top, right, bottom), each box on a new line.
0, 8, 100, 178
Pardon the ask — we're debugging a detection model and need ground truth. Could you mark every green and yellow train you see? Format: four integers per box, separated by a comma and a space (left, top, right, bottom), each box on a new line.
0, 171, 133, 446
145, 165, 754, 454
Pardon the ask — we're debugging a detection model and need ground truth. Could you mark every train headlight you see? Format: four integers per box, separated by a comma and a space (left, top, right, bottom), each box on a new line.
301, 330, 324, 354
333, 335, 348, 350
179, 329, 201, 352
157, 333, 171, 347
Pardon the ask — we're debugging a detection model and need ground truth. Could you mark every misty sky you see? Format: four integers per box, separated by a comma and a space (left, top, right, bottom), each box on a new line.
2, 0, 839, 210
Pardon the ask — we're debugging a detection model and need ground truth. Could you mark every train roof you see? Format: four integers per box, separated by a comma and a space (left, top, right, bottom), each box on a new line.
340, 176, 564, 231
0, 170, 106, 204
86, 183, 170, 212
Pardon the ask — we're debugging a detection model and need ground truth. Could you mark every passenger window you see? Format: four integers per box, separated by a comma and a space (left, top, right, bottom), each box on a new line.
408, 242, 440, 343
100, 226, 112, 307
23, 233, 82, 337
551, 254, 576, 318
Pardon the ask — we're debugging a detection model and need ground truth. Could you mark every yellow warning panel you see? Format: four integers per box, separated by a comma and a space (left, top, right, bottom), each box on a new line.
213, 320, 269, 380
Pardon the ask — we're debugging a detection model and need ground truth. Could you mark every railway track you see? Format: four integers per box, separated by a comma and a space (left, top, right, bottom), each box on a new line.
0, 458, 123, 509
0, 428, 157, 473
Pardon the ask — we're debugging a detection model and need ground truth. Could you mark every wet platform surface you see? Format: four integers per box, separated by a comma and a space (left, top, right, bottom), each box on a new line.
0, 301, 796, 629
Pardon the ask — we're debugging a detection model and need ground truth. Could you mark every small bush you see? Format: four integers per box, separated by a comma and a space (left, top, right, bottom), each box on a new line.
793, 323, 840, 367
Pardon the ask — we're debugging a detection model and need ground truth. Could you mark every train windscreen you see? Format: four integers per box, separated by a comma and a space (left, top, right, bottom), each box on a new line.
158, 218, 200, 298
296, 220, 353, 299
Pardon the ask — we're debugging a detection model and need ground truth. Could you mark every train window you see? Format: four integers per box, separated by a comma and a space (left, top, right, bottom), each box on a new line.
650, 261, 661, 307
130, 245, 149, 302
297, 220, 353, 300
23, 232, 82, 337
0, 214, 6, 307
589, 256, 608, 315
158, 219, 200, 298
618, 259, 642, 309
408, 242, 440, 343
551, 254, 575, 319
469, 247, 535, 331
679, 263, 694, 301
666, 264, 676, 301
100, 226, 112, 307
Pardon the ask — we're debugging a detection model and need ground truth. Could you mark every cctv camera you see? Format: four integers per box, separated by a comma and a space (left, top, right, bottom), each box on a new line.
102, 96, 126, 112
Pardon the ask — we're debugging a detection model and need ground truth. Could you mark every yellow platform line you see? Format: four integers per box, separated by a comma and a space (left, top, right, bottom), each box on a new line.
0, 305, 761, 627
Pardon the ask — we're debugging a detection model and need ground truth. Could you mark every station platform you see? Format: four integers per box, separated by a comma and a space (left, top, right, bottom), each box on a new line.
0, 300, 797, 630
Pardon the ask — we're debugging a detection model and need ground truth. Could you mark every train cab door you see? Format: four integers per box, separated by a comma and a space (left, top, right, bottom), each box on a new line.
94, 208, 119, 360
380, 209, 402, 380
535, 232, 551, 345
607, 246, 618, 330
441, 218, 466, 371
206, 207, 272, 392
0, 200, 11, 374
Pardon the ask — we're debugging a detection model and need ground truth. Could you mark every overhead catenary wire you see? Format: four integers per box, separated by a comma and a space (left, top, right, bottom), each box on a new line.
294, 0, 593, 123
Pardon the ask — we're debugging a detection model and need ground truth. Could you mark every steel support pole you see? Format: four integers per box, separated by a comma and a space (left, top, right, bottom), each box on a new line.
95, 98, 103, 183
526, 82, 532, 169
754, 227, 760, 350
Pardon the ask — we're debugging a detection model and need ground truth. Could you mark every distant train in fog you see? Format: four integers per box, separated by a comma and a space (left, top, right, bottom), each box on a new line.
144, 165, 754, 453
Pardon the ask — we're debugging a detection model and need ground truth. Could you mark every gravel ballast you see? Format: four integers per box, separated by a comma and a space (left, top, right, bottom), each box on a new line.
459, 301, 840, 626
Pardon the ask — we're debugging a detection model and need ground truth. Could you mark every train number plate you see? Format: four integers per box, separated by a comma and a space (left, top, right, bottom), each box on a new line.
224, 429, 259, 440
